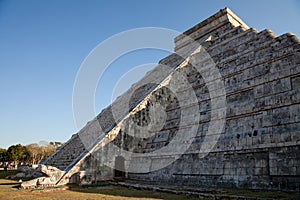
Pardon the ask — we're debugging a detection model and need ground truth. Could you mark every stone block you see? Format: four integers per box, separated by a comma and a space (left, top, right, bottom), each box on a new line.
31, 8, 300, 192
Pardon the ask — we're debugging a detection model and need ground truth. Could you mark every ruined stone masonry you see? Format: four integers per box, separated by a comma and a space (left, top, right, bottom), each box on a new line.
22, 8, 300, 191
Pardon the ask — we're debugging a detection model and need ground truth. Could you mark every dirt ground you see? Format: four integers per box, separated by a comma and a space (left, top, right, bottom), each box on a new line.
0, 179, 201, 200
0, 170, 199, 200
0, 170, 299, 200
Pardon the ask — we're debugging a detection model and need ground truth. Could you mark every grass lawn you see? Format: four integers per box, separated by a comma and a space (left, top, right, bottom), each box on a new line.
0, 182, 200, 200
0, 170, 299, 200
0, 170, 199, 200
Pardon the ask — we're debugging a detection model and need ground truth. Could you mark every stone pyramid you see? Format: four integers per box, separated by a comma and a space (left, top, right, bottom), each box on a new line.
22, 8, 300, 191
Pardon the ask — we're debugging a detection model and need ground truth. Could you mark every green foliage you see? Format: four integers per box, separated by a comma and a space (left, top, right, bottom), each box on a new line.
49, 141, 62, 147
7, 144, 30, 162
0, 148, 9, 162
0, 141, 62, 164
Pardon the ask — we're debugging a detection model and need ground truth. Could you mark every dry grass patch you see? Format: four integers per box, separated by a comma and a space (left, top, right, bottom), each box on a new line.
0, 175, 199, 200
0, 170, 299, 200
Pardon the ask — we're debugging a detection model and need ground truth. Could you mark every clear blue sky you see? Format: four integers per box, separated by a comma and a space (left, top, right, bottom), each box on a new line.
0, 0, 299, 148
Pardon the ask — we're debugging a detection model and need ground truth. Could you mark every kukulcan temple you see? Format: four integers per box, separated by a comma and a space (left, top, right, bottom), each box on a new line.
22, 8, 300, 191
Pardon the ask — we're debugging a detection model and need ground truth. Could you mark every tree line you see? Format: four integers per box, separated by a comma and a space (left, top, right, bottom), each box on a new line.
0, 142, 62, 167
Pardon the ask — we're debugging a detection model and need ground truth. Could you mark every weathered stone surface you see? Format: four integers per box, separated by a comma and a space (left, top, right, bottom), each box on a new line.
21, 164, 65, 189
38, 165, 65, 179
6, 165, 42, 180
28, 8, 300, 191
21, 179, 38, 189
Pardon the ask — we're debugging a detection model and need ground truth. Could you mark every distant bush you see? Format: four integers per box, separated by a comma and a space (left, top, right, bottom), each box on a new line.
0, 141, 62, 166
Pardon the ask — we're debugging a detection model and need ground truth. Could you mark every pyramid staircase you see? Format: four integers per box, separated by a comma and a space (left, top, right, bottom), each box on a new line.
21, 8, 254, 187
22, 8, 300, 190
